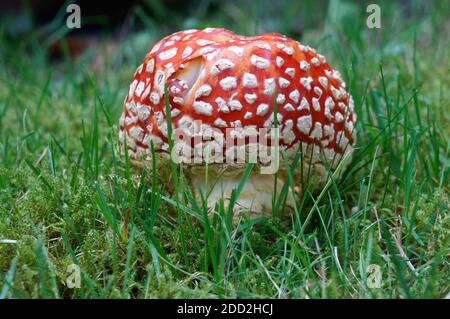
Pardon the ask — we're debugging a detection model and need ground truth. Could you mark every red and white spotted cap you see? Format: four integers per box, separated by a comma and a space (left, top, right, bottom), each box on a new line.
119, 27, 356, 169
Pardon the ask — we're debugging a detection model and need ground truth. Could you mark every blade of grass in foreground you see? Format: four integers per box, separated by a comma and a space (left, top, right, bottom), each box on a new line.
95, 182, 121, 239
0, 256, 18, 299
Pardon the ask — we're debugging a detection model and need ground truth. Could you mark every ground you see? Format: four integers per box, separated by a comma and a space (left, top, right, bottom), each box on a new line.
0, 0, 448, 298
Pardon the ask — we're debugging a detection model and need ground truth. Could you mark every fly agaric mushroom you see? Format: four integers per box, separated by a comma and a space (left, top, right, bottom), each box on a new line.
119, 28, 356, 215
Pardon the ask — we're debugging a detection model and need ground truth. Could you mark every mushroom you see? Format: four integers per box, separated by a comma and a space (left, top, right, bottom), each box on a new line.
119, 28, 356, 216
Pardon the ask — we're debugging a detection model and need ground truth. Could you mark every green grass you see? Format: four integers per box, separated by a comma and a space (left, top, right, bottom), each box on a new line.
0, 0, 448, 298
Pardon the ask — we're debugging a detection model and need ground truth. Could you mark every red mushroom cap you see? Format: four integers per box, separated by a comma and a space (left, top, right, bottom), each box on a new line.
119, 28, 356, 169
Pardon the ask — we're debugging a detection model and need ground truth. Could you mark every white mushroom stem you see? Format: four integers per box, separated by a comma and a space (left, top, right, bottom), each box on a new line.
188, 165, 293, 217
186, 146, 354, 217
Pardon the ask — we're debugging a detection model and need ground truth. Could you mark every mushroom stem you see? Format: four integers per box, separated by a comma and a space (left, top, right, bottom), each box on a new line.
188, 165, 292, 217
